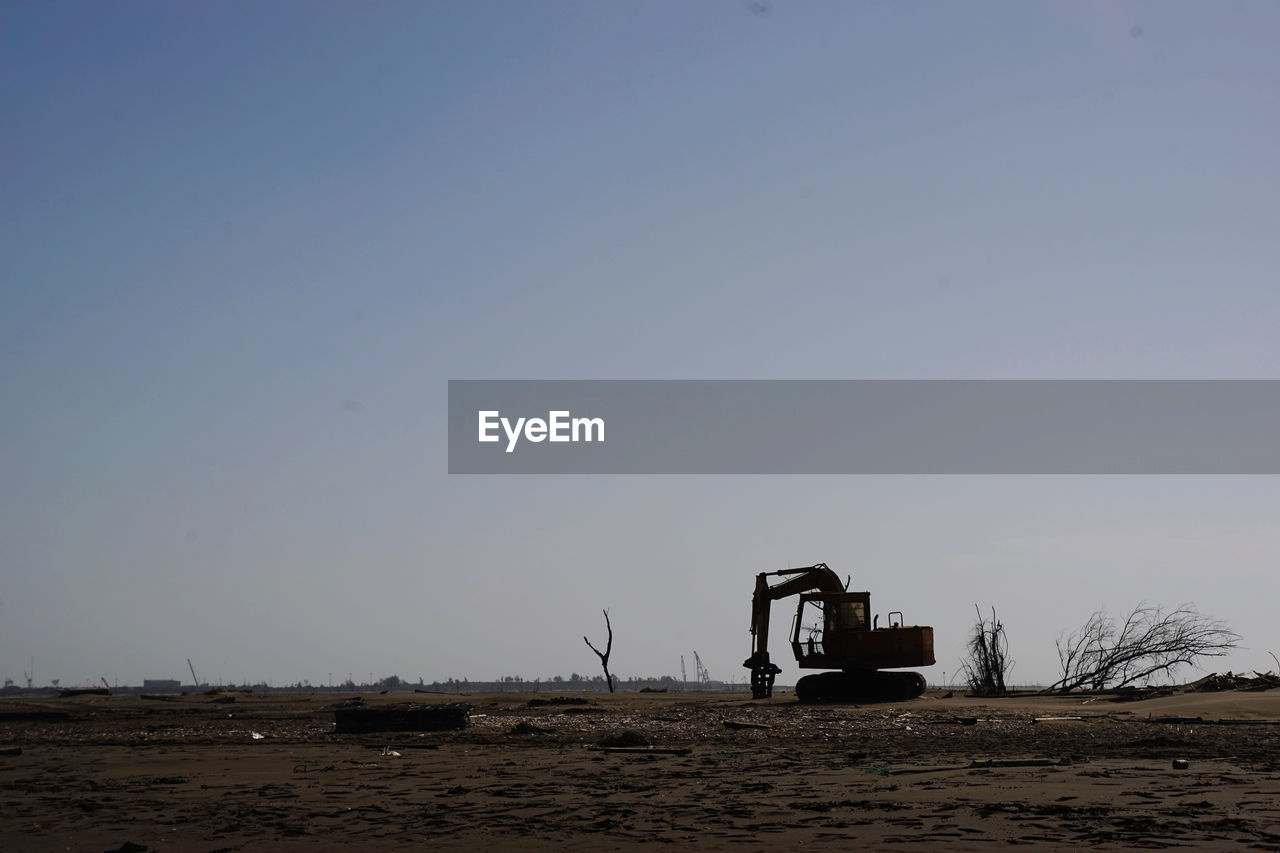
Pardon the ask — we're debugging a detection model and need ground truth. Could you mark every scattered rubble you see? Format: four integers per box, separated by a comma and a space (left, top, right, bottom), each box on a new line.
1187, 671, 1280, 692
526, 696, 591, 708
333, 702, 471, 734
598, 730, 651, 748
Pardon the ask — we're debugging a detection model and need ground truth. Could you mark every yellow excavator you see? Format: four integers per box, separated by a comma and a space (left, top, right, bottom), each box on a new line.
744, 563, 935, 702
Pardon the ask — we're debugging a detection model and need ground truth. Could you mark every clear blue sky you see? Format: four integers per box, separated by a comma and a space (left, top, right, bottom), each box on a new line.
3, 1, 1279, 687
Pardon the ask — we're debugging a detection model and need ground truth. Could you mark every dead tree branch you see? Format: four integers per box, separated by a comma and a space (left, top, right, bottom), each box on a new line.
584, 609, 615, 693
1046, 602, 1239, 693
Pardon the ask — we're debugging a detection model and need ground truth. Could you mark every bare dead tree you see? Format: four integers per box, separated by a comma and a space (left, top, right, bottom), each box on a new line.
961, 605, 1012, 696
1047, 603, 1239, 693
584, 609, 615, 693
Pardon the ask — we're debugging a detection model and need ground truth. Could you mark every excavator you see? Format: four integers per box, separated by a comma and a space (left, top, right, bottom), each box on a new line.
743, 563, 935, 702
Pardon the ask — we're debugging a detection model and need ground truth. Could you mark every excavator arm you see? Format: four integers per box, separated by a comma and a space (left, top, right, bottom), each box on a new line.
744, 564, 846, 699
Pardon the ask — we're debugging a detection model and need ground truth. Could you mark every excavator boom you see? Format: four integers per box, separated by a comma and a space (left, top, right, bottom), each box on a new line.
744, 565, 845, 698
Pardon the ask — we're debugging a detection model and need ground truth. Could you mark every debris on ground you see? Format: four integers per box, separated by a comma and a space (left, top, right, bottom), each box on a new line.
598, 730, 651, 748
526, 696, 590, 708
333, 702, 471, 734
103, 842, 148, 853
595, 746, 692, 755
1188, 671, 1280, 692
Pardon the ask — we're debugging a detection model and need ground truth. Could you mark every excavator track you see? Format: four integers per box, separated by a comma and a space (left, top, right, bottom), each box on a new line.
794, 670, 926, 703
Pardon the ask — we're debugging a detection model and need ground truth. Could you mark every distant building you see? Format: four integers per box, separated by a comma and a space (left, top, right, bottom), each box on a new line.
143, 679, 181, 691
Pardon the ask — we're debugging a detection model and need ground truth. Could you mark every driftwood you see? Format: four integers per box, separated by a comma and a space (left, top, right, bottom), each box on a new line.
333, 702, 470, 734
1147, 715, 1204, 724
723, 720, 772, 730
885, 764, 971, 776
1145, 716, 1280, 726
872, 758, 1071, 776
594, 747, 692, 755
968, 757, 1071, 768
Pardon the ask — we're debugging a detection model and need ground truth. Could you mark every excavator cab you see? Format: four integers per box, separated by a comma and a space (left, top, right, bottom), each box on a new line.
789, 591, 933, 672
791, 592, 868, 665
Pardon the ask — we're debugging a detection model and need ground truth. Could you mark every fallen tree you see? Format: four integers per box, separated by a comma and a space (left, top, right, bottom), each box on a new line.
1045, 602, 1239, 693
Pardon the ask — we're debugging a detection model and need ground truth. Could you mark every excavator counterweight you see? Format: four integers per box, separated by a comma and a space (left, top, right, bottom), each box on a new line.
744, 563, 934, 702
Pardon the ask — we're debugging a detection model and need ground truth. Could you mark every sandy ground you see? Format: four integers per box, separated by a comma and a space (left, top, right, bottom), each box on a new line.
4, 688, 1280, 851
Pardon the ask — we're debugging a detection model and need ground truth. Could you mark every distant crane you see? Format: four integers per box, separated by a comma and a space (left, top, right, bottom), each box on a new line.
694, 651, 712, 686
680, 655, 688, 687
188, 658, 200, 688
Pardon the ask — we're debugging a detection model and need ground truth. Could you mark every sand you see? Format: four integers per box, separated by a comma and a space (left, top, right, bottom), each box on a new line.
3, 688, 1280, 851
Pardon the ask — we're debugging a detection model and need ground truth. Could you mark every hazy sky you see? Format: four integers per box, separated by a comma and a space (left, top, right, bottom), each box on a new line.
4, 1, 1279, 688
